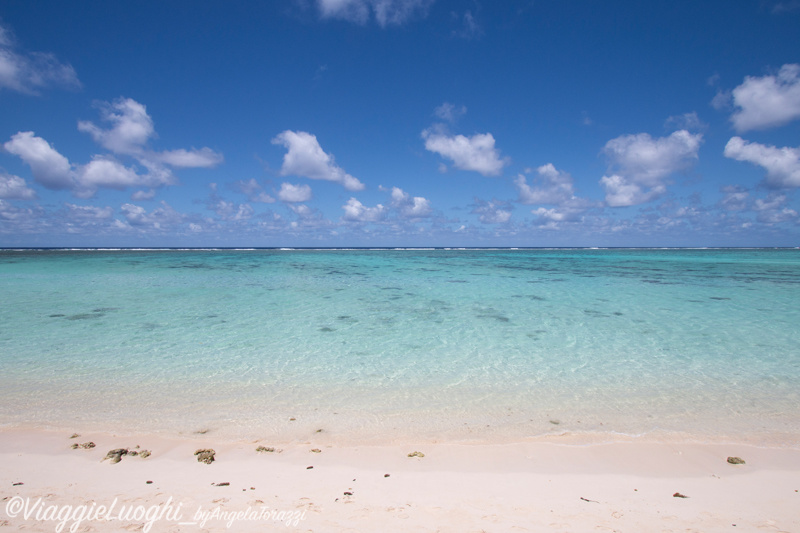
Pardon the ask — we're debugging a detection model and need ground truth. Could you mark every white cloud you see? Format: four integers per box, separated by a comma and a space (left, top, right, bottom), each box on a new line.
390, 186, 432, 218
599, 174, 666, 207
719, 185, 749, 211
753, 194, 798, 224
600, 130, 702, 206
272, 130, 365, 191
0, 22, 80, 95
157, 147, 224, 168
233, 179, 275, 203
78, 97, 222, 167
730, 64, 800, 132
3, 131, 74, 189
278, 182, 313, 203
665, 112, 706, 132
723, 137, 800, 188
131, 189, 156, 201
471, 199, 512, 224
342, 197, 387, 222
422, 128, 508, 177
0, 172, 36, 200
515, 164, 575, 205
65, 203, 113, 219
711, 90, 732, 110
434, 102, 467, 122
78, 98, 154, 155
317, 0, 432, 26
78, 156, 173, 191
120, 201, 184, 229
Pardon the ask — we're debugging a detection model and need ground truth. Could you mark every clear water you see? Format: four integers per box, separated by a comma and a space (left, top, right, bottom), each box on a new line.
1, 248, 798, 444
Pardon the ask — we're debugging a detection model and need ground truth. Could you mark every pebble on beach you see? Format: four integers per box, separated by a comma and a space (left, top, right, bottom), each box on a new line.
103, 449, 129, 464
727, 456, 746, 465
407, 451, 425, 458
195, 449, 216, 464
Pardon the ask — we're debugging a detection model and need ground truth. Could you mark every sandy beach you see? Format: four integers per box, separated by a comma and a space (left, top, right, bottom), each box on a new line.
1, 428, 798, 532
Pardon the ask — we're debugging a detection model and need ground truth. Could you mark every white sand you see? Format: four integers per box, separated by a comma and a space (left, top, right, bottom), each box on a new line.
1, 428, 799, 532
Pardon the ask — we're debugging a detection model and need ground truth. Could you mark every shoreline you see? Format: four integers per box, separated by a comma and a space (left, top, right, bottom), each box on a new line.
2, 427, 799, 532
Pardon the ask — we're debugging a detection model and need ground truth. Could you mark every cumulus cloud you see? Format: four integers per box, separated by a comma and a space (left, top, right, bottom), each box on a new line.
78, 98, 154, 155
422, 128, 508, 176
599, 130, 702, 207
600, 174, 666, 207
272, 130, 365, 191
317, 0, 432, 26
0, 172, 36, 200
78, 156, 173, 191
515, 164, 576, 205
131, 189, 156, 201
233, 179, 275, 203
471, 199, 512, 224
754, 193, 798, 224
120, 201, 184, 229
729, 64, 800, 131
719, 185, 749, 211
724, 137, 800, 188
4, 131, 74, 190
278, 182, 313, 203
342, 197, 387, 222
0, 22, 80, 95
6, 98, 220, 198
78, 97, 223, 167
64, 203, 113, 219
158, 147, 224, 168
390, 187, 432, 218
4, 131, 181, 197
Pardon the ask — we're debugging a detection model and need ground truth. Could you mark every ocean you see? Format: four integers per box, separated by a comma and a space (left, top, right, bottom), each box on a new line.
1, 248, 798, 445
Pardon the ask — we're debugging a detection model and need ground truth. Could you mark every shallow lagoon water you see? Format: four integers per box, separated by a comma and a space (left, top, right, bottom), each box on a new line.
1, 248, 798, 444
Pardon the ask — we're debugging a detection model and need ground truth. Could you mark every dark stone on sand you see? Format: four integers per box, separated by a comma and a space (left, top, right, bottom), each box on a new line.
727, 456, 746, 464
306, 466, 313, 469
139, 450, 151, 459
12, 482, 23, 486
673, 492, 689, 498
311, 448, 321, 453
407, 451, 425, 458
72, 442, 95, 449
146, 480, 153, 484
195, 449, 215, 464
343, 491, 353, 496
69, 433, 80, 439
256, 446, 275, 453
213, 482, 230, 486
384, 474, 390, 478
103, 448, 129, 464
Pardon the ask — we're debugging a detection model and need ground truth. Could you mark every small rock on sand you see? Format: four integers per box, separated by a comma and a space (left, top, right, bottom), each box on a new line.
727, 456, 746, 465
407, 451, 425, 458
195, 449, 216, 464
103, 449, 129, 464
673, 492, 689, 498
256, 446, 275, 453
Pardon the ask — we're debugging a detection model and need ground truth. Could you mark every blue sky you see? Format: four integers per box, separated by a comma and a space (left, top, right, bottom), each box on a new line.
1, 0, 799, 247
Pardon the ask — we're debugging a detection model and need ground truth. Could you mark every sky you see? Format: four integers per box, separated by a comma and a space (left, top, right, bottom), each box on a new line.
1, 1, 799, 247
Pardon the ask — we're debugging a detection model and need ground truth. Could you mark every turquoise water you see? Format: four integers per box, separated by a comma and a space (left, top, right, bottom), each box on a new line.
1, 248, 799, 444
